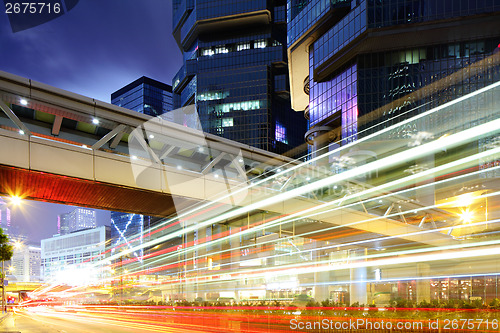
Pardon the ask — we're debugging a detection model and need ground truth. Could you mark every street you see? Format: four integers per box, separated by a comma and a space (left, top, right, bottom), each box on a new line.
0, 308, 217, 333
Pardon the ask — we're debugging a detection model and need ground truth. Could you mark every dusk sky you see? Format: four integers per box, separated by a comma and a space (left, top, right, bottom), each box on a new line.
0, 1, 183, 243
0, 0, 182, 102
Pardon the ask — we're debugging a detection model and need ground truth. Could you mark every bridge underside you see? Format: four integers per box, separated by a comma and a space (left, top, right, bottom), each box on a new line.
0, 165, 198, 217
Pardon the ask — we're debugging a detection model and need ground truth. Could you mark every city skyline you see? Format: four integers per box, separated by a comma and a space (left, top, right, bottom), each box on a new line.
3, 197, 110, 244
0, 0, 499, 331
0, 2, 180, 245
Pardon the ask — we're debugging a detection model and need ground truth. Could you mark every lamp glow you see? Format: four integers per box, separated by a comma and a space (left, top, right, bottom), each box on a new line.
460, 210, 474, 223
10, 195, 21, 206
456, 193, 475, 207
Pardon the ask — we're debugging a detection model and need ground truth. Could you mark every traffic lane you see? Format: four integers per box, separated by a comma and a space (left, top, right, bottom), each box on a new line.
0, 312, 61, 333
2, 308, 217, 333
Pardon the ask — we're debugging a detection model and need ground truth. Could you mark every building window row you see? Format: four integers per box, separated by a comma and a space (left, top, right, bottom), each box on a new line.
211, 100, 263, 113
197, 91, 230, 101
199, 39, 282, 58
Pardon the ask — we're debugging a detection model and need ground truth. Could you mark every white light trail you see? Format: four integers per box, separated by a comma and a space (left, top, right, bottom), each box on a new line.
108, 116, 500, 263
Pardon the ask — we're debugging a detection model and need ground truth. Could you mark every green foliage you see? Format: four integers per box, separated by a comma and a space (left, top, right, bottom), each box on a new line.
417, 300, 432, 308
0, 229, 13, 277
489, 298, 500, 309
321, 299, 331, 307
305, 299, 319, 307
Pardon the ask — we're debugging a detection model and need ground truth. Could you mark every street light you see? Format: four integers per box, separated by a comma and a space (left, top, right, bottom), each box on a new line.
459, 210, 474, 223
9, 196, 21, 206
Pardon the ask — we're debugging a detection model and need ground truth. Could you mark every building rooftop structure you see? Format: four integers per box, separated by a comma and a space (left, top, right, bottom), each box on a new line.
111, 76, 173, 117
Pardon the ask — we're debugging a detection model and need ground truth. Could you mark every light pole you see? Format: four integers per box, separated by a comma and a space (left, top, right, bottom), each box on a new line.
1, 260, 4, 313
0, 197, 19, 313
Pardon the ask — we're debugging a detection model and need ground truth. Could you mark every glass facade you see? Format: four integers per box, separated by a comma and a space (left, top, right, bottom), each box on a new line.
285, 0, 500, 305
58, 208, 96, 235
110, 212, 148, 260
173, 0, 306, 155
111, 76, 174, 117
111, 77, 174, 260
357, 38, 500, 135
41, 226, 110, 284
0, 197, 11, 236
367, 0, 500, 29
288, 0, 500, 148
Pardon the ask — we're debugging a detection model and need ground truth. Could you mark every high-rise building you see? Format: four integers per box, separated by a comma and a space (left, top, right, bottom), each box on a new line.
9, 244, 42, 283
287, 0, 500, 153
110, 212, 154, 261
286, 0, 500, 304
58, 208, 96, 235
41, 226, 110, 284
172, 0, 307, 155
0, 197, 11, 235
110, 77, 174, 258
111, 76, 173, 117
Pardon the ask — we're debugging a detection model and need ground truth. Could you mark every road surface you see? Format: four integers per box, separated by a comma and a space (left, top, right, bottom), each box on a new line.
0, 308, 216, 333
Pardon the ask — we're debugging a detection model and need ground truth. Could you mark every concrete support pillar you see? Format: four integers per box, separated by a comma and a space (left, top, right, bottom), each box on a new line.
230, 227, 241, 300
349, 267, 367, 305
416, 263, 431, 303
314, 271, 330, 302
184, 231, 196, 300
194, 225, 207, 301
349, 250, 367, 305
305, 126, 335, 162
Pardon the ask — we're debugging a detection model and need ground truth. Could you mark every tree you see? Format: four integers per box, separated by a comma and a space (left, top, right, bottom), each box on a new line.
0, 229, 13, 313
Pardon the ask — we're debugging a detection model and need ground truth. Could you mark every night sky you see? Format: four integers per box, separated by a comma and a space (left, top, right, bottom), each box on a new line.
0, 1, 183, 243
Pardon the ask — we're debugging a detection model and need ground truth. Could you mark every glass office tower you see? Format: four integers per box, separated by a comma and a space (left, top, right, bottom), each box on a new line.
111, 76, 173, 117
172, 0, 307, 155
58, 208, 96, 235
285, 0, 500, 305
287, 0, 500, 152
111, 77, 174, 258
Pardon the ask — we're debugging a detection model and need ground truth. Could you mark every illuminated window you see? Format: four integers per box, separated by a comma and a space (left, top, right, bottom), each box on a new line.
275, 122, 288, 144
213, 100, 261, 113
236, 42, 250, 51
201, 48, 214, 56
222, 118, 233, 127
214, 45, 229, 54
197, 91, 229, 101
254, 39, 267, 49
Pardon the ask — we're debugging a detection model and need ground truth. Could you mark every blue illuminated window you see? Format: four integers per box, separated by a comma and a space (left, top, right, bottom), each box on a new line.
275, 122, 288, 144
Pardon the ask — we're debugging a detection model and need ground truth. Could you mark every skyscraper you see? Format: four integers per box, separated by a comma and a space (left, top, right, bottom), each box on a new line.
57, 208, 96, 235
287, 0, 500, 153
172, 0, 307, 155
286, 0, 500, 305
111, 77, 174, 258
10, 244, 42, 283
111, 76, 173, 117
0, 197, 11, 235
109, 212, 150, 260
